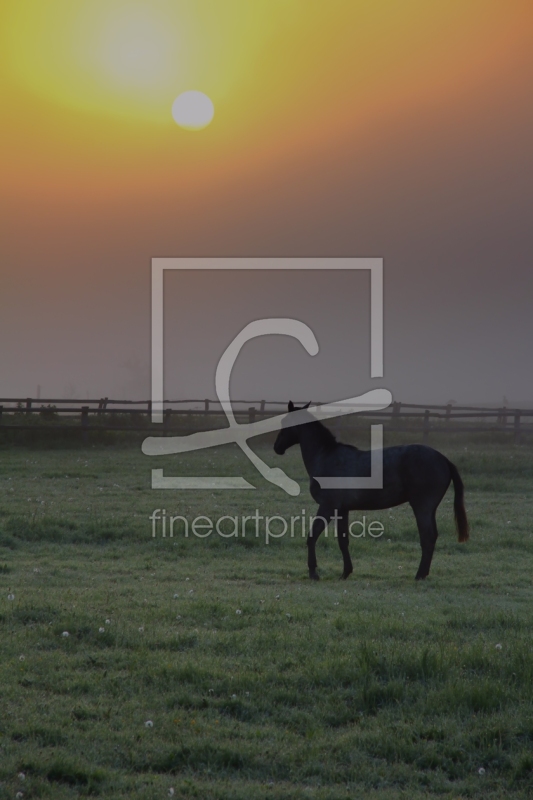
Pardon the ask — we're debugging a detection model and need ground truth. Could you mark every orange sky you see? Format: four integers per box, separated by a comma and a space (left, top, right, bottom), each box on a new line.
1, 1, 533, 402
3, 0, 531, 204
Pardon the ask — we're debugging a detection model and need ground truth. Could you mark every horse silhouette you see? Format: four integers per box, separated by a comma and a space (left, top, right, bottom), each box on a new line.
274, 402, 469, 580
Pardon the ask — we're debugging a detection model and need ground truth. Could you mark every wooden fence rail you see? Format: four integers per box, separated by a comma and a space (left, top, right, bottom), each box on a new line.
1, 399, 532, 443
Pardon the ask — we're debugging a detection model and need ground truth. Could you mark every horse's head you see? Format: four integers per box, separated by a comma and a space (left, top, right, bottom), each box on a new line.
273, 401, 312, 454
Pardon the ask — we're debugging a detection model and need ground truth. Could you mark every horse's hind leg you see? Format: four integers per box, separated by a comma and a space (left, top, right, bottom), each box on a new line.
336, 511, 353, 580
411, 503, 438, 580
307, 505, 334, 580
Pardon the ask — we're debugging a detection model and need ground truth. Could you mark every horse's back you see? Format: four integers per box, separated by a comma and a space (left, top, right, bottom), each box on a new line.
311, 442, 451, 511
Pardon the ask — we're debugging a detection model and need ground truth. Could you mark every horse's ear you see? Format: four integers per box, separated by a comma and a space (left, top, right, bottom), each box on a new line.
288, 401, 295, 412
304, 401, 312, 409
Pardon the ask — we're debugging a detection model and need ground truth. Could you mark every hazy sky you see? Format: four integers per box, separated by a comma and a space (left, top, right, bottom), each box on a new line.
2, 0, 532, 404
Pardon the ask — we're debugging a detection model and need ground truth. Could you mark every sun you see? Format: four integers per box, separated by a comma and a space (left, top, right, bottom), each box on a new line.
172, 91, 214, 130
3, 0, 272, 128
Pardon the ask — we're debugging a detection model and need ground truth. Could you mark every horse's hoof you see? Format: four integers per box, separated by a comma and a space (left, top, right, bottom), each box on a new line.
309, 572, 320, 581
340, 571, 352, 581
415, 574, 427, 581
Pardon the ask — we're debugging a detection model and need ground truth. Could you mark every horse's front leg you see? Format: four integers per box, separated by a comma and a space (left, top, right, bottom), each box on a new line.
336, 511, 353, 580
307, 505, 334, 580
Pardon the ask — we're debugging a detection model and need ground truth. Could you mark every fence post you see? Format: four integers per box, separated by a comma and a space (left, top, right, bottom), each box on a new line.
423, 410, 430, 442
497, 406, 508, 427
26, 398, 32, 415
204, 399, 210, 416
248, 407, 256, 425
260, 400, 266, 414
81, 406, 89, 444
0, 405, 3, 425
147, 400, 152, 419
445, 403, 452, 424
514, 411, 521, 444
164, 409, 172, 429
391, 401, 401, 428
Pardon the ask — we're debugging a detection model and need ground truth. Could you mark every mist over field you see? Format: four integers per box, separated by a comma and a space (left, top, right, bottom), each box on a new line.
2, 259, 532, 407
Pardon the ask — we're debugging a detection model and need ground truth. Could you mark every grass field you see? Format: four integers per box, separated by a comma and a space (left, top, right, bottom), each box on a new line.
1, 434, 533, 799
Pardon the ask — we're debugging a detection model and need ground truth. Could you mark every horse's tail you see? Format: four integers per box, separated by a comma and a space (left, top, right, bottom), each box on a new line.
447, 459, 469, 542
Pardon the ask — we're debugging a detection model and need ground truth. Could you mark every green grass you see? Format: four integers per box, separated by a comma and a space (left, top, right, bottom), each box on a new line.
1, 437, 533, 798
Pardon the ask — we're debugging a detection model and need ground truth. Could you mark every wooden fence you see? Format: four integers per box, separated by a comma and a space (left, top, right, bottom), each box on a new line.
1, 398, 532, 444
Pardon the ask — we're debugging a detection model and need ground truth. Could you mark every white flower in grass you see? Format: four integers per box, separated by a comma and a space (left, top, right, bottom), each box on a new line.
173, 593, 179, 599
176, 615, 181, 620
478, 767, 486, 775
275, 595, 280, 600
236, 609, 242, 615
105, 619, 111, 625
169, 789, 175, 797
138, 626, 144, 633
145, 719, 153, 728
16, 793, 24, 799
62, 631, 70, 638
99, 627, 105, 633
19, 655, 25, 662
286, 613, 291, 619
334, 602, 339, 606
231, 694, 237, 700
7, 593, 15, 601
495, 643, 502, 650
18, 772, 26, 780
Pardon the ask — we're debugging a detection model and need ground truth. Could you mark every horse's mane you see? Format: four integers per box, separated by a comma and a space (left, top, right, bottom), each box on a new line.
298, 412, 337, 449
289, 406, 339, 450
305, 415, 361, 453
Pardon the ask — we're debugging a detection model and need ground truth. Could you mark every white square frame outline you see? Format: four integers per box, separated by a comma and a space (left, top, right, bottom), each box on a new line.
150, 257, 383, 425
